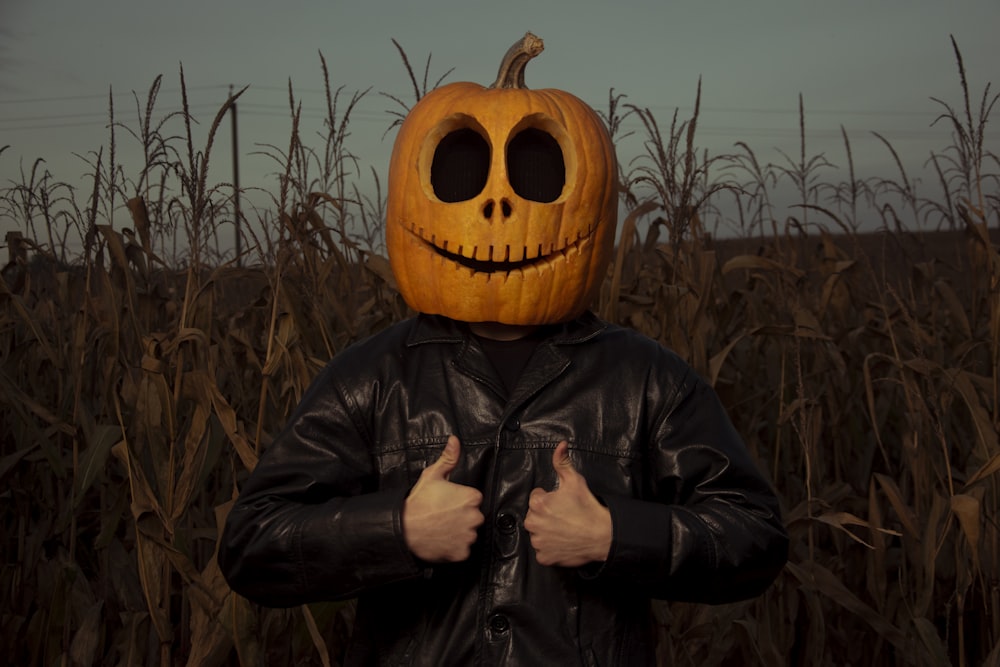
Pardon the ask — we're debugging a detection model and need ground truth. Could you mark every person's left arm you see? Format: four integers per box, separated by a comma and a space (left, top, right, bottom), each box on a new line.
526, 367, 789, 604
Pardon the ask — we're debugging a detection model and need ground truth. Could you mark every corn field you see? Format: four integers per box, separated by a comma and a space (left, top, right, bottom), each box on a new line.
1, 39, 998, 666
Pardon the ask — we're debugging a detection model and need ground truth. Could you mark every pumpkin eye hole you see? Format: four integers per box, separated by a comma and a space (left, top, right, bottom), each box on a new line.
507, 127, 565, 203
431, 128, 490, 203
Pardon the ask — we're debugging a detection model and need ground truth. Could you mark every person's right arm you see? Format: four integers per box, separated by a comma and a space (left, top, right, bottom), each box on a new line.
217, 366, 482, 607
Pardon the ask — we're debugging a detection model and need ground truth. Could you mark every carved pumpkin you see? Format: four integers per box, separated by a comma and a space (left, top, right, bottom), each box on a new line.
386, 33, 618, 325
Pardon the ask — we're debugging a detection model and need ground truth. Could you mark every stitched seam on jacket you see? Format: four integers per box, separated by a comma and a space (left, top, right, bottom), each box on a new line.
328, 367, 374, 447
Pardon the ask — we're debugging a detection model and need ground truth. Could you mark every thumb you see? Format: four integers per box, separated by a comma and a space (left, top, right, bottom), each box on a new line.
427, 435, 461, 481
552, 441, 578, 488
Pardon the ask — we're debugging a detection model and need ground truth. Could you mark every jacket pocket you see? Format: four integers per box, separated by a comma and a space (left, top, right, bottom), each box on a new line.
374, 442, 445, 489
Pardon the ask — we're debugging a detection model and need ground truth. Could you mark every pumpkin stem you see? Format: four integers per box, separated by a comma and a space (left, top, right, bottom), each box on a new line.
490, 32, 544, 90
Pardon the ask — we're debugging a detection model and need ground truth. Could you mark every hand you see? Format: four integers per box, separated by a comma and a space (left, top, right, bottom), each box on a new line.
524, 441, 613, 567
403, 435, 484, 563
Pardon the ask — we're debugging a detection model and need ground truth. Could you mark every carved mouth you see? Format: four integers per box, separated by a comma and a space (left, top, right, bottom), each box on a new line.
434, 244, 550, 273
404, 222, 596, 275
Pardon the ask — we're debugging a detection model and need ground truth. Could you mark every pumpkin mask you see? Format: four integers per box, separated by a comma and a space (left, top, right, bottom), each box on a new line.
386, 32, 619, 325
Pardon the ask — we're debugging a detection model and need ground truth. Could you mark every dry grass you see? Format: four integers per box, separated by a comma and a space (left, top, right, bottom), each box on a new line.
1, 38, 998, 666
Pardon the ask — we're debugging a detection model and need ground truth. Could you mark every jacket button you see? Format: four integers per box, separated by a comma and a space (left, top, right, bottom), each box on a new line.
504, 417, 520, 431
489, 614, 510, 634
496, 512, 517, 534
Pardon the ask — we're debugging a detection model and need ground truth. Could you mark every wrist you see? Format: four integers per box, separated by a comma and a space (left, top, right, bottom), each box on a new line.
590, 505, 613, 563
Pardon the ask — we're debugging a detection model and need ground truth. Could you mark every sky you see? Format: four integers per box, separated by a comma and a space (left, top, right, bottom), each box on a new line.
1, 0, 998, 245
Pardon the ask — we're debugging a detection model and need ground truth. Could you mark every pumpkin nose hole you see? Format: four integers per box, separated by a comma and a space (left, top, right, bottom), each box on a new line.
482, 199, 514, 221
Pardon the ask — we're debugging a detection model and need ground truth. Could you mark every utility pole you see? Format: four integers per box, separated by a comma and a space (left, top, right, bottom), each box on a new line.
230, 84, 242, 266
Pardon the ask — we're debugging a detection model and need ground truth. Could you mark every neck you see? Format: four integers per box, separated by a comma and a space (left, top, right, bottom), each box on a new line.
468, 321, 539, 341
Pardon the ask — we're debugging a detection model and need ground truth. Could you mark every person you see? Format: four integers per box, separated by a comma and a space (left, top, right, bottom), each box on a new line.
218, 33, 788, 666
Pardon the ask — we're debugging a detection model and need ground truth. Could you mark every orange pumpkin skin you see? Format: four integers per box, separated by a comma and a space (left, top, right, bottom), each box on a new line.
385, 34, 618, 325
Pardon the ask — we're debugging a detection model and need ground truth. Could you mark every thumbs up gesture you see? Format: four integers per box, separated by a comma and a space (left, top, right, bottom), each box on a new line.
523, 441, 613, 567
403, 435, 485, 563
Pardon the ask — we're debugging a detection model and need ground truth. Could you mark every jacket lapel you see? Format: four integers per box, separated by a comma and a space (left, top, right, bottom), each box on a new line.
406, 312, 607, 411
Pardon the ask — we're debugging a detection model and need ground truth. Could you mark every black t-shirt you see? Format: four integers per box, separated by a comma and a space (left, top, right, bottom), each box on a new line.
473, 327, 554, 397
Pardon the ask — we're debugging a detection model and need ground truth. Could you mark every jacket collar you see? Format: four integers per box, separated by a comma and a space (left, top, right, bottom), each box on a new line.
405, 311, 607, 347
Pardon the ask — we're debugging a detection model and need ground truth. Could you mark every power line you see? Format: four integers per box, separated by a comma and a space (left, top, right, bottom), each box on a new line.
628, 103, 937, 119
0, 85, 230, 104
1, 99, 942, 131
0, 103, 225, 124
3, 83, 944, 120
0, 121, 953, 145
0, 85, 967, 141
0, 107, 390, 130
0, 120, 113, 131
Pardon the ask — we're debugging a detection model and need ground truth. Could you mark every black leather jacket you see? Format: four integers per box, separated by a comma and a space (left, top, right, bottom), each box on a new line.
219, 312, 788, 666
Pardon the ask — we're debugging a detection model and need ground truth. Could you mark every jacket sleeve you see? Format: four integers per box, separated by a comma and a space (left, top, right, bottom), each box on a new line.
590, 366, 788, 604
217, 363, 425, 607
